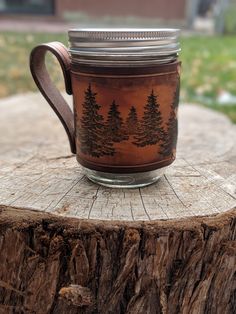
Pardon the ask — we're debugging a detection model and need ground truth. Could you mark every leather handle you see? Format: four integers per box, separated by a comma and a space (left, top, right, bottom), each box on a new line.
30, 42, 76, 154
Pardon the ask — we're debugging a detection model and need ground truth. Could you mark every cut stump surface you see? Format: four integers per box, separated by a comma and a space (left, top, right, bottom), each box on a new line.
0, 93, 235, 314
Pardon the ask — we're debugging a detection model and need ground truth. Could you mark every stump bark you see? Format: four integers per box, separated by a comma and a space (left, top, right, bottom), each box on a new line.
0, 93, 235, 314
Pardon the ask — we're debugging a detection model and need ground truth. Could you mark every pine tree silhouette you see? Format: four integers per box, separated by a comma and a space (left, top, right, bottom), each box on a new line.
106, 100, 129, 142
126, 106, 139, 135
133, 90, 164, 147
79, 84, 115, 157
160, 84, 179, 157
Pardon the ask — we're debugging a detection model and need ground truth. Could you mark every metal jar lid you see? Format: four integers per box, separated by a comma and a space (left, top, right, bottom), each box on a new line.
68, 28, 181, 66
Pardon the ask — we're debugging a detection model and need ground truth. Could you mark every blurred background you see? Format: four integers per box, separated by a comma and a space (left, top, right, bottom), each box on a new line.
0, 0, 236, 122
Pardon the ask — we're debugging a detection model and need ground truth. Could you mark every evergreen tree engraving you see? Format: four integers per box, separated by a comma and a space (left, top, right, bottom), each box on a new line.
133, 90, 164, 147
160, 84, 179, 157
126, 106, 139, 135
106, 100, 129, 142
79, 84, 115, 157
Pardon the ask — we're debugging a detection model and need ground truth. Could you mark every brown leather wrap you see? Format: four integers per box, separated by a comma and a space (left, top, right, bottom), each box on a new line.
72, 61, 180, 173
30, 41, 180, 174
29, 42, 76, 154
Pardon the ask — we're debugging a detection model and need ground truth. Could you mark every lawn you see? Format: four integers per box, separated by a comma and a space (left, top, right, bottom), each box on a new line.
0, 32, 235, 122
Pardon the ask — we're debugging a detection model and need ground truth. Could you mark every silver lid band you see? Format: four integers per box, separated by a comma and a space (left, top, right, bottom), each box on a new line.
68, 28, 181, 66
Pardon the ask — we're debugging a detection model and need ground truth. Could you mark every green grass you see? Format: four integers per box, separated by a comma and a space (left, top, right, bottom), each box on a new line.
180, 35, 236, 122
0, 32, 67, 97
0, 32, 236, 122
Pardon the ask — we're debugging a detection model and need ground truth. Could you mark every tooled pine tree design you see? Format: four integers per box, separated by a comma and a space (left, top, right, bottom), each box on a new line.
160, 83, 179, 157
126, 106, 138, 135
133, 89, 164, 147
79, 84, 115, 157
106, 100, 128, 142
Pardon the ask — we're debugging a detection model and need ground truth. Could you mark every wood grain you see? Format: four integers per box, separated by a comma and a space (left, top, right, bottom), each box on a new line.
0, 93, 235, 220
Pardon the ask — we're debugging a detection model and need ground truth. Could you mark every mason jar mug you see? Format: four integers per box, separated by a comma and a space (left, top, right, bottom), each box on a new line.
30, 29, 181, 188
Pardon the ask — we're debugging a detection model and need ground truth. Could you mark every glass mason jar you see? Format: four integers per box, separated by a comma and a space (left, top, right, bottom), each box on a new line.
30, 28, 181, 188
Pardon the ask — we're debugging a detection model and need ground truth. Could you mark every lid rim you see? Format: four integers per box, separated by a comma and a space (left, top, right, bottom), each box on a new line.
68, 28, 181, 62
68, 28, 180, 41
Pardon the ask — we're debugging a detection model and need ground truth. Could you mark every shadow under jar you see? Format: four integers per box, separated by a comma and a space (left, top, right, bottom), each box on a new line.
30, 28, 181, 188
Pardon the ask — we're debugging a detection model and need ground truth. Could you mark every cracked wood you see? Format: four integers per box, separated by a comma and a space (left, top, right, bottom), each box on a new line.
0, 93, 235, 220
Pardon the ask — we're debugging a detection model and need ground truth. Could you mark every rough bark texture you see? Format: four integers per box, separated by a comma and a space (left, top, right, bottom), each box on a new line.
0, 207, 235, 314
0, 94, 236, 313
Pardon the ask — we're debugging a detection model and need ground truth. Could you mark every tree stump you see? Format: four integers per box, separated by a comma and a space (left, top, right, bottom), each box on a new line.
0, 93, 235, 314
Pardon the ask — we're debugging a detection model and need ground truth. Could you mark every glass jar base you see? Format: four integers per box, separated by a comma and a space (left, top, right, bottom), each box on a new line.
83, 167, 167, 188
